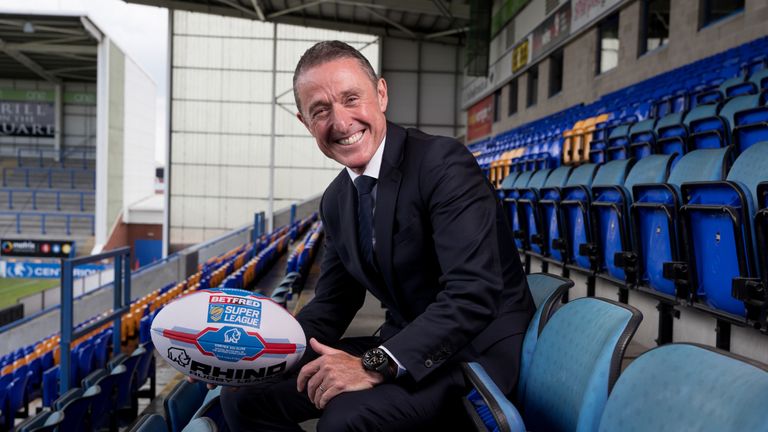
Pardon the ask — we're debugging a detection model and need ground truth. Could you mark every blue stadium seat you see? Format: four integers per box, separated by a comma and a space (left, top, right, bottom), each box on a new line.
591, 154, 676, 285
733, 105, 768, 155
688, 94, 761, 150
514, 168, 554, 250
682, 102, 721, 150
522, 166, 573, 257
503, 171, 535, 250
570, 159, 635, 272
628, 118, 657, 160
750, 68, 768, 91
53, 384, 101, 431
676, 141, 768, 317
605, 124, 631, 161
83, 365, 126, 431
463, 297, 642, 432
655, 111, 688, 162
632, 147, 731, 296
165, 380, 209, 432
130, 413, 169, 432
14, 409, 64, 432
598, 344, 768, 432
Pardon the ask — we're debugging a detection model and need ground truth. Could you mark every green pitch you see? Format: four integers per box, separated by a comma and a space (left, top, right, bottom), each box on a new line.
0, 278, 60, 310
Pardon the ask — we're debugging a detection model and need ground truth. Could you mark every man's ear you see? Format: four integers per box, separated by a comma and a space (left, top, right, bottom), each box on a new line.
377, 78, 388, 113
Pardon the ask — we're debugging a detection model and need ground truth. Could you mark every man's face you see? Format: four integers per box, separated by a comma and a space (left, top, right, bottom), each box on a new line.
296, 58, 388, 173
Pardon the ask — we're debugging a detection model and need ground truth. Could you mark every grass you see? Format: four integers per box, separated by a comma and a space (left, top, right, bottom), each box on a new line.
0, 278, 60, 310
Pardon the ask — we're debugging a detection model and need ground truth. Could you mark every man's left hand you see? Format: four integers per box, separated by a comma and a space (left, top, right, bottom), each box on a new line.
297, 338, 384, 409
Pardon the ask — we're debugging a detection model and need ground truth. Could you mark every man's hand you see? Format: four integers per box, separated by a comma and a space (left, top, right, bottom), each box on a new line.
297, 338, 384, 409
186, 376, 221, 391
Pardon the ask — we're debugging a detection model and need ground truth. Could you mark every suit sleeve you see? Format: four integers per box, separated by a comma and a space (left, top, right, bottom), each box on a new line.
382, 139, 505, 382
295, 197, 367, 346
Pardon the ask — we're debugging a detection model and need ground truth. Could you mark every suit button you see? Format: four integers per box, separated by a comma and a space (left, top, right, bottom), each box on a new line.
424, 359, 433, 368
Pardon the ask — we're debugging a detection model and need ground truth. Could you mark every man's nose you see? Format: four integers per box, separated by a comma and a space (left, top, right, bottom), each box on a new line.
329, 105, 352, 131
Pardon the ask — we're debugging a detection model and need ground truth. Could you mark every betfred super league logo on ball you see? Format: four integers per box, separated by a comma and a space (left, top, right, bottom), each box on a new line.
207, 294, 262, 328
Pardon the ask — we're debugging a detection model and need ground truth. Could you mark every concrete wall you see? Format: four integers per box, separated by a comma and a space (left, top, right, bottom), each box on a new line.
486, 0, 768, 136
381, 37, 465, 138
106, 41, 125, 234
169, 10, 377, 249
123, 57, 157, 210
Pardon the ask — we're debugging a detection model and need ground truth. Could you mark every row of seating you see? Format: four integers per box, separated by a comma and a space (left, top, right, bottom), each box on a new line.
477, 36, 768, 189
9, 219, 306, 430
501, 140, 768, 329
271, 220, 324, 307
463, 273, 768, 432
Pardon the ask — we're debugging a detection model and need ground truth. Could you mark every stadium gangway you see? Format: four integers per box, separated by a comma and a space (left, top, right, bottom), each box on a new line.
60, 246, 132, 393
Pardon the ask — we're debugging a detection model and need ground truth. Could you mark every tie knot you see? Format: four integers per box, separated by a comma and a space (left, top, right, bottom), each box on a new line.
354, 175, 377, 195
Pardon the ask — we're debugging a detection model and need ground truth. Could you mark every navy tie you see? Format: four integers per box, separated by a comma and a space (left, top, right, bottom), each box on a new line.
354, 175, 377, 269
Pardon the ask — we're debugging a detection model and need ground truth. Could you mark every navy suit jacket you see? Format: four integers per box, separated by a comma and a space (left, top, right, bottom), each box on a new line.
296, 122, 534, 394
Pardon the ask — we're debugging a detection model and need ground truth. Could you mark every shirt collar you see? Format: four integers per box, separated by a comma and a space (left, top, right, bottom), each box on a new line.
347, 135, 386, 182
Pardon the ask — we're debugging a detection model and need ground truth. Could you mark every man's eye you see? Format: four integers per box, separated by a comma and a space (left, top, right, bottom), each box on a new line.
312, 109, 328, 119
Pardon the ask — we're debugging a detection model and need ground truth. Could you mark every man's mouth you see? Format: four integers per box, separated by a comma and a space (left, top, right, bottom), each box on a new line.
337, 130, 364, 145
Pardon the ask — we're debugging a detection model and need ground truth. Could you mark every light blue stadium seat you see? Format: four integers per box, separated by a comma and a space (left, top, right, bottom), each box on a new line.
14, 409, 64, 432
750, 68, 768, 91
538, 164, 598, 264
598, 344, 768, 432
678, 141, 768, 317
182, 417, 218, 432
165, 380, 209, 432
463, 297, 642, 432
130, 413, 169, 432
514, 168, 554, 251
569, 159, 635, 272
590, 154, 675, 284
682, 102, 720, 150
632, 147, 731, 296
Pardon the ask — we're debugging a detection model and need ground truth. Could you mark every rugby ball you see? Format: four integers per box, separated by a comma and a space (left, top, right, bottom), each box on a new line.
151, 288, 306, 386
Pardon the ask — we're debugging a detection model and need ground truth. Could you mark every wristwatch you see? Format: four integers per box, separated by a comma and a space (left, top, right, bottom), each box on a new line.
361, 347, 397, 381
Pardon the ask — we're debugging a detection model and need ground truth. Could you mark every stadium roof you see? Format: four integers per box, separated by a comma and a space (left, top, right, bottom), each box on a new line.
123, 0, 470, 42
0, 13, 101, 83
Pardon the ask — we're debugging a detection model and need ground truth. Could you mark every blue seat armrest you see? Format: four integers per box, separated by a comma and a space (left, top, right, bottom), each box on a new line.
461, 362, 525, 432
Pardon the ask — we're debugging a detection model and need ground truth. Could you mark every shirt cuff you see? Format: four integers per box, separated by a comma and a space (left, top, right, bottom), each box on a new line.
379, 345, 407, 378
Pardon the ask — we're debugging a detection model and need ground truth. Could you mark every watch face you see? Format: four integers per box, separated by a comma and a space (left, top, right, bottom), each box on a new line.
363, 348, 387, 370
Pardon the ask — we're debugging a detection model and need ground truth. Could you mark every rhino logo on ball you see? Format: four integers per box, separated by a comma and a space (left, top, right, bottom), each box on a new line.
168, 347, 191, 367
224, 328, 242, 344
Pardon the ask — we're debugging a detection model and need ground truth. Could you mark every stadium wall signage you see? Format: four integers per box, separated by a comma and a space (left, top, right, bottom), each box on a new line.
1, 239, 75, 258
0, 101, 54, 137
0, 261, 109, 279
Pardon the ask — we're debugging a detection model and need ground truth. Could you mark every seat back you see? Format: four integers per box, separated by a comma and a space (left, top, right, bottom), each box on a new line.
517, 169, 553, 250
681, 141, 768, 316
129, 413, 169, 432
632, 148, 731, 295
54, 385, 100, 432
165, 380, 208, 432
628, 118, 657, 160
592, 155, 675, 280
733, 106, 768, 155
517, 274, 574, 402
15, 409, 65, 432
599, 344, 768, 432
522, 297, 642, 432
181, 416, 219, 432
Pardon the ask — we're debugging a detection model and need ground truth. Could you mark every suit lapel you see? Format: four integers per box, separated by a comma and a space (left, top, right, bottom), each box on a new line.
375, 122, 406, 305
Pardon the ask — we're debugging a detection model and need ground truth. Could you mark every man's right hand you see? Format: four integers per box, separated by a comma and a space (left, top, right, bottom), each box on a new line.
186, 375, 221, 391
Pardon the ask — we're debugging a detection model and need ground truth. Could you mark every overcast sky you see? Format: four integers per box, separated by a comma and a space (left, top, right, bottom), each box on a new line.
2, 0, 168, 163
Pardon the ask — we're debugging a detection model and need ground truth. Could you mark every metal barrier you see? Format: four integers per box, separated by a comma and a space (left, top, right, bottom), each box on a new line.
1, 188, 94, 212
59, 247, 131, 393
0, 210, 95, 235
17, 147, 96, 169
2, 167, 95, 189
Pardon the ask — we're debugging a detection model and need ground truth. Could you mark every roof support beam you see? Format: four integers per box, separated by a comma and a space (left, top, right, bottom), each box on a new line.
425, 25, 467, 39
249, 0, 267, 21
0, 38, 60, 83
213, 0, 262, 20
362, 6, 415, 38
268, 0, 328, 19
4, 42, 97, 55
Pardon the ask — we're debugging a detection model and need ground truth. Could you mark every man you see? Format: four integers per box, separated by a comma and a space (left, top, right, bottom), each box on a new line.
220, 40, 534, 431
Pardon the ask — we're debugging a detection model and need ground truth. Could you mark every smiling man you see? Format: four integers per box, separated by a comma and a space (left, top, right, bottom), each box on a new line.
220, 40, 534, 431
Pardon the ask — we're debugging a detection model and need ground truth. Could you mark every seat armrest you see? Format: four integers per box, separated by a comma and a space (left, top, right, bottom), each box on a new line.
461, 362, 525, 432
